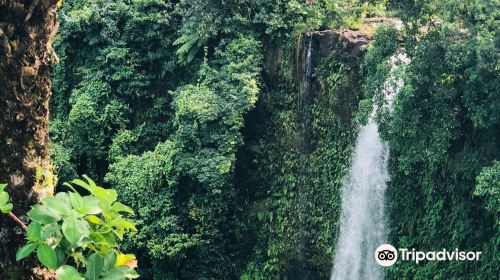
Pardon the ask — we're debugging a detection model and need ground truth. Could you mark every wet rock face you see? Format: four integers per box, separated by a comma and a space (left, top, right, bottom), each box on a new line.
311, 29, 372, 59
308, 17, 402, 64
293, 25, 385, 141
295, 28, 374, 91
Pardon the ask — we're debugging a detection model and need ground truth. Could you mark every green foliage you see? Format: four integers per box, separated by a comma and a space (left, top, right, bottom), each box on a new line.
0, 183, 13, 213
50, 141, 78, 185
105, 34, 264, 278
474, 161, 500, 216
107, 141, 198, 259
50, 0, 498, 279
3, 177, 139, 280
172, 33, 207, 65
359, 3, 499, 278
51, 0, 180, 180
360, 24, 400, 125
173, 35, 262, 188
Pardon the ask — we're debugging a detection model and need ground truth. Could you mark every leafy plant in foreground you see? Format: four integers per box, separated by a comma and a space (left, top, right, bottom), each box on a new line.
1, 176, 139, 280
0, 183, 14, 213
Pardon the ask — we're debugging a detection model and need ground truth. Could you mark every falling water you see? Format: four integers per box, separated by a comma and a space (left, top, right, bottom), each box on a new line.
296, 33, 314, 278
299, 33, 313, 154
331, 53, 409, 280
305, 34, 313, 79
299, 33, 313, 112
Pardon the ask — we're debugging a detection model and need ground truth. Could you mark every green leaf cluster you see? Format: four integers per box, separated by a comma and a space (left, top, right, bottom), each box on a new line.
13, 176, 139, 280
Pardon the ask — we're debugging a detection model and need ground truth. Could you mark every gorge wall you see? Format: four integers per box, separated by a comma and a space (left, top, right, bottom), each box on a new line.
47, 1, 500, 278
235, 25, 379, 278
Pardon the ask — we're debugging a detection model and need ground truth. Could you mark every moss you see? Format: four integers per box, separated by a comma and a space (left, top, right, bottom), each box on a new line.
33, 162, 56, 200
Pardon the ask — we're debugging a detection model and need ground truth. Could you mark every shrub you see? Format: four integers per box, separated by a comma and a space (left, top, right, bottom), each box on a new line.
0, 176, 139, 280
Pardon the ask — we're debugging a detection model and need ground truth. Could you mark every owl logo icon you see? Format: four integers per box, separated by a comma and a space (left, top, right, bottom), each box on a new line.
375, 244, 398, 266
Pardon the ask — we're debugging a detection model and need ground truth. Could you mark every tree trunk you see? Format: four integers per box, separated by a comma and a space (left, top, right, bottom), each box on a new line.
0, 0, 58, 278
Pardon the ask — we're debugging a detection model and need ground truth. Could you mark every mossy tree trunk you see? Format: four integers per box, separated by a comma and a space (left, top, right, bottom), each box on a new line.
0, 0, 58, 278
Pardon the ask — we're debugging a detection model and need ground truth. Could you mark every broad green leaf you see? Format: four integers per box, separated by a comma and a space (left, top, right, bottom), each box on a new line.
63, 182, 78, 193
62, 216, 90, 245
0, 192, 9, 205
114, 266, 139, 279
102, 231, 118, 247
99, 224, 113, 234
41, 224, 62, 240
55, 248, 65, 267
0, 202, 13, 213
111, 202, 134, 215
122, 220, 137, 231
37, 243, 57, 269
56, 265, 84, 280
27, 222, 42, 241
0, 192, 12, 213
69, 192, 84, 212
80, 196, 102, 215
86, 253, 104, 280
55, 192, 71, 206
100, 268, 126, 280
93, 187, 118, 204
86, 215, 103, 224
16, 243, 38, 261
89, 232, 109, 250
83, 175, 98, 192
28, 205, 61, 224
102, 251, 117, 273
71, 178, 92, 193
112, 228, 124, 240
110, 217, 137, 232
43, 196, 72, 216
0, 183, 7, 192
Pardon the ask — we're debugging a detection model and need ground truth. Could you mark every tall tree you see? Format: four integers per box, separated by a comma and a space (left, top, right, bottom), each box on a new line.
0, 0, 58, 278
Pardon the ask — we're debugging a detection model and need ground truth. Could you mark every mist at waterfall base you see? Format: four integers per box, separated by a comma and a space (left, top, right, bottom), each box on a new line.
331, 54, 409, 280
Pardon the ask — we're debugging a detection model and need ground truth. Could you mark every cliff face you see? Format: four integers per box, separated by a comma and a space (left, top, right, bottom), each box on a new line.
236, 25, 379, 278
296, 28, 372, 80
311, 29, 371, 57
298, 17, 401, 84
292, 27, 374, 158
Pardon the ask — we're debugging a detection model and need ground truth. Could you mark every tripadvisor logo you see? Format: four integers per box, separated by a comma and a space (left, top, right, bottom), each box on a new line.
375, 244, 482, 266
375, 244, 398, 267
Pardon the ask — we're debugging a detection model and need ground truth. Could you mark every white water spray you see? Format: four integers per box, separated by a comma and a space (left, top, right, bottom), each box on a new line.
331, 53, 409, 280
305, 34, 313, 79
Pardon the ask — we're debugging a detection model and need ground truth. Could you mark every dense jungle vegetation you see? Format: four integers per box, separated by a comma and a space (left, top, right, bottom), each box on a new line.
27, 0, 499, 279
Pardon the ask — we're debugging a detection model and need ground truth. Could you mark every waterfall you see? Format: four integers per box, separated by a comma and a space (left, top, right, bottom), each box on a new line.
297, 33, 314, 274
305, 34, 313, 79
299, 33, 313, 154
331, 53, 409, 280
299, 33, 313, 111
